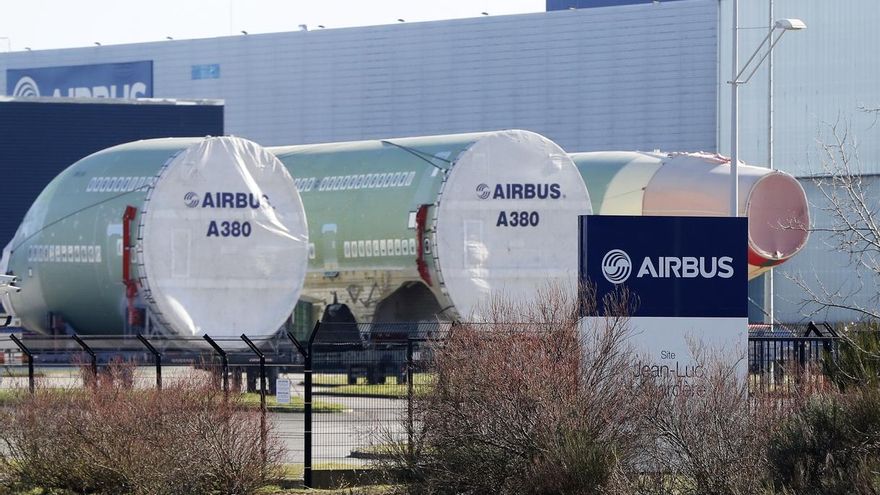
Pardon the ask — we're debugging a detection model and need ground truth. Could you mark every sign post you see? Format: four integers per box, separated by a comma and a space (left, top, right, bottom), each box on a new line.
579, 215, 749, 387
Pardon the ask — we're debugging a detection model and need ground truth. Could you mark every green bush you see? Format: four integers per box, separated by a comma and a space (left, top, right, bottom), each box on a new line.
768, 388, 880, 494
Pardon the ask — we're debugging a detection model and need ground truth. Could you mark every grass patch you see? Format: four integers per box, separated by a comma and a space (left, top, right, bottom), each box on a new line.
280, 463, 371, 479
325, 384, 407, 398
273, 464, 395, 494
350, 443, 407, 460
314, 374, 434, 398
239, 393, 346, 413
1, 367, 47, 378
0, 388, 25, 405
312, 373, 352, 386
0, 389, 345, 414
0, 388, 72, 405
274, 485, 397, 494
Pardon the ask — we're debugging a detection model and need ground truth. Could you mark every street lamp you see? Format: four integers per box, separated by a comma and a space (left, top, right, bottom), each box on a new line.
729, 5, 805, 216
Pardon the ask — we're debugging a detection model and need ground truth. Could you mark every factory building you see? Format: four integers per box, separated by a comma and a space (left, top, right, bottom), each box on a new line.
1, 0, 877, 324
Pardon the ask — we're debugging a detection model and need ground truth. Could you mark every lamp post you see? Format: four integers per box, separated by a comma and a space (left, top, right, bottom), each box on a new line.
729, 3, 805, 217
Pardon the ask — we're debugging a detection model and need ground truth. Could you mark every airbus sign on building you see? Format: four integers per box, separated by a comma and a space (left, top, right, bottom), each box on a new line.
6, 61, 152, 99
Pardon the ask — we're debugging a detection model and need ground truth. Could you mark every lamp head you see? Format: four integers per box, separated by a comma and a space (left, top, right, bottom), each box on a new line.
775, 18, 806, 31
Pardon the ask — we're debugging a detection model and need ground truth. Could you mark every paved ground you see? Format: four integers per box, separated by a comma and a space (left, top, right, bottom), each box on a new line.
273, 394, 406, 464
274, 374, 407, 464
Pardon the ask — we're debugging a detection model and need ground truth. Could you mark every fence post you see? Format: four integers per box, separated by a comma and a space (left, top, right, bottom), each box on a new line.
285, 329, 311, 485
203, 335, 229, 396
9, 334, 34, 394
304, 321, 322, 488
72, 334, 98, 386
137, 334, 162, 390
241, 334, 267, 463
407, 337, 414, 459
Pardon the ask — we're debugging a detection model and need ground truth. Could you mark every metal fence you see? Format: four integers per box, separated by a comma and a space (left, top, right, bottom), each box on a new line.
0, 322, 848, 488
748, 336, 838, 397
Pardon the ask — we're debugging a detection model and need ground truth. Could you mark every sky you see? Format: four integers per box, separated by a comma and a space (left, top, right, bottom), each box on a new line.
0, 0, 545, 52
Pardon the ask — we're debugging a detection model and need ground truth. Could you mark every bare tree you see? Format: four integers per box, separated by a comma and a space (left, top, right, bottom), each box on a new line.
789, 117, 880, 321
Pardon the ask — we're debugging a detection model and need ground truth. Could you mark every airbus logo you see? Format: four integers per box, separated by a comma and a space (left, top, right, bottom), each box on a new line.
637, 256, 734, 279
184, 192, 199, 208
601, 249, 735, 284
602, 249, 632, 284
476, 183, 562, 200
12, 77, 40, 97
475, 183, 491, 199
9, 76, 148, 98
184, 192, 271, 209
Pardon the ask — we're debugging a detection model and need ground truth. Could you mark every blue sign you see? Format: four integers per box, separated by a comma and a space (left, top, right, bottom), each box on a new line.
579, 216, 748, 318
7, 61, 153, 99
191, 64, 221, 80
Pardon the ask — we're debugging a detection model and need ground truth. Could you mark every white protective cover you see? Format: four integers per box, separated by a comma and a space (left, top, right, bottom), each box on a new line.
138, 137, 309, 337
0, 241, 15, 312
434, 130, 591, 318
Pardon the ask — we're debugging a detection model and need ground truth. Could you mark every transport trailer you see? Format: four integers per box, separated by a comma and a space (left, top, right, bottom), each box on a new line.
308, 301, 445, 385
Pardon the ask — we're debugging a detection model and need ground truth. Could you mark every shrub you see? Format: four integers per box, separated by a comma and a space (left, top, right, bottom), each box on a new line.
768, 388, 880, 494
385, 285, 651, 495
825, 327, 880, 390
621, 352, 777, 495
0, 363, 282, 495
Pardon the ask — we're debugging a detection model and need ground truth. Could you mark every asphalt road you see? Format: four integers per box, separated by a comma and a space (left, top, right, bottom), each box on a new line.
273, 382, 408, 464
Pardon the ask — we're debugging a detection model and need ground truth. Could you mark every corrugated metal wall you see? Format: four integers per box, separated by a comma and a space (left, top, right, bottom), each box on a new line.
774, 177, 880, 324
718, 0, 880, 177
712, 0, 880, 323
547, 0, 689, 11
0, 100, 223, 247
0, 0, 718, 152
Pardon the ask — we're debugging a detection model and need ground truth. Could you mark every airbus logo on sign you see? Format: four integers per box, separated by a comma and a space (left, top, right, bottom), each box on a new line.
602, 249, 735, 283
9, 75, 149, 98
582, 216, 747, 319
7, 61, 153, 99
11, 76, 39, 97
637, 256, 734, 279
602, 249, 632, 284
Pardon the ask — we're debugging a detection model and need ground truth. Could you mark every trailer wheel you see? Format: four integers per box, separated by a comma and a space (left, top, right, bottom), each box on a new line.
366, 368, 380, 385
